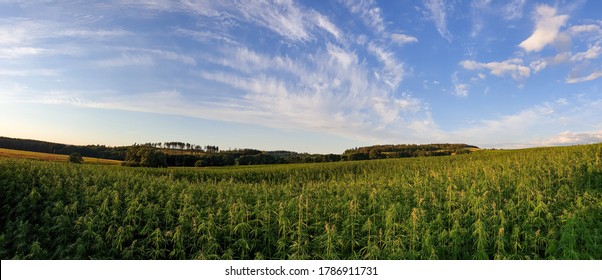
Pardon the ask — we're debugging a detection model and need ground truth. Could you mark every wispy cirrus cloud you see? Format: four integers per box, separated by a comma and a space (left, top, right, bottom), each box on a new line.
451, 72, 469, 97
569, 24, 602, 35
96, 53, 154, 67
195, 43, 429, 142
0, 47, 45, 58
178, 0, 342, 42
235, 0, 313, 42
566, 70, 602, 84
341, 0, 386, 35
519, 4, 569, 52
0, 68, 58, 76
366, 42, 405, 89
502, 0, 526, 20
0, 18, 130, 46
95, 47, 197, 67
424, 0, 452, 42
571, 45, 601, 61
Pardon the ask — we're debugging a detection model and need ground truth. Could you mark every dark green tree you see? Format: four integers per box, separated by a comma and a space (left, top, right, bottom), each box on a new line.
68, 152, 84, 164
122, 145, 166, 168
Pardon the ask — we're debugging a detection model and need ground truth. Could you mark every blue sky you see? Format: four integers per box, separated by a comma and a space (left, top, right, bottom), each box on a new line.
1, 0, 601, 153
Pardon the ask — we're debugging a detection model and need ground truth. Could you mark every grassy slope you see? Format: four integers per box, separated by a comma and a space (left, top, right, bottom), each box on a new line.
0, 148, 122, 165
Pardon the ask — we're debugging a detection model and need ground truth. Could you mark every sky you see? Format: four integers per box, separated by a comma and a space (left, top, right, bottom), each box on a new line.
1, 0, 601, 154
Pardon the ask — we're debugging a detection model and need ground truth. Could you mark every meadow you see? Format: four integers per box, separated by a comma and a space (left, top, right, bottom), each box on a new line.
1, 144, 600, 259
0, 148, 122, 165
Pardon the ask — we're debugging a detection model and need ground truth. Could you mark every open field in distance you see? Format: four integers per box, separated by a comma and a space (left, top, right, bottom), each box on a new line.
0, 148, 122, 165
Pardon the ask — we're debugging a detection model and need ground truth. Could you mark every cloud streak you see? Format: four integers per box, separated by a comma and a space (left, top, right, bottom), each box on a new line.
424, 0, 452, 42
566, 70, 602, 84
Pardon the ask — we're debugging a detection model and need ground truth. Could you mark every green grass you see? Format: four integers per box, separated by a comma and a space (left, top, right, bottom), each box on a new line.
1, 144, 601, 259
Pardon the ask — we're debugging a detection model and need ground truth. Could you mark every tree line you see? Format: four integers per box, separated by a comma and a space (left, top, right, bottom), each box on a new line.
1, 136, 477, 168
343, 143, 477, 160
0, 136, 127, 160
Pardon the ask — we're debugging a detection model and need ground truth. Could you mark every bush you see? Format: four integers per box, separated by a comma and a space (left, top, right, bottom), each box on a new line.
68, 152, 83, 164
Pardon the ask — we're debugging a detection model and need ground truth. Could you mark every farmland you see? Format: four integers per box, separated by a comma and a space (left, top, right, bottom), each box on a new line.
1, 144, 601, 259
0, 148, 122, 165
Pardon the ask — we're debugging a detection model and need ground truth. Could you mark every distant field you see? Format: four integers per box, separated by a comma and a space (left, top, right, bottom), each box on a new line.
0, 148, 122, 165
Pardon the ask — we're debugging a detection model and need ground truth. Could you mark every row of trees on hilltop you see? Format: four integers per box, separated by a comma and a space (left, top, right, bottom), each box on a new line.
343, 143, 477, 160
2, 136, 477, 168
142, 142, 206, 152
122, 145, 167, 167
0, 136, 127, 160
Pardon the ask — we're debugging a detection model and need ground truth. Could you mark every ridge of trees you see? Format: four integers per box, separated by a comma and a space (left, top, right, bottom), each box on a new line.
343, 143, 478, 160
0, 136, 478, 168
0, 136, 128, 160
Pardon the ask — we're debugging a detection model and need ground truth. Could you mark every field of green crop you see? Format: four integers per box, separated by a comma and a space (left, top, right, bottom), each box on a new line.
1, 144, 601, 259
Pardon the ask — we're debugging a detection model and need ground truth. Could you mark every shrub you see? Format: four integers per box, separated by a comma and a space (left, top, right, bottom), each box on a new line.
68, 152, 83, 164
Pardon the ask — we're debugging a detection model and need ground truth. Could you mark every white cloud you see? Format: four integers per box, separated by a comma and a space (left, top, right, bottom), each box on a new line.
143, 48, 196, 65
461, 58, 530, 80
58, 28, 132, 38
519, 4, 569, 52
0, 47, 45, 58
453, 83, 469, 97
0, 18, 131, 46
569, 24, 602, 35
529, 52, 570, 73
96, 53, 154, 67
424, 0, 452, 42
451, 99, 567, 146
341, 0, 386, 34
566, 70, 602, 84
236, 0, 311, 42
451, 72, 468, 97
538, 130, 602, 146
142, 0, 341, 43
311, 11, 342, 40
175, 28, 237, 45
571, 45, 601, 61
192, 41, 437, 143
0, 68, 58, 76
502, 0, 526, 20
0, 26, 28, 46
366, 42, 405, 89
390, 33, 418, 45
327, 44, 357, 70
450, 97, 602, 148
118, 0, 175, 12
